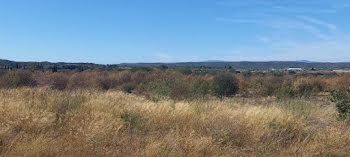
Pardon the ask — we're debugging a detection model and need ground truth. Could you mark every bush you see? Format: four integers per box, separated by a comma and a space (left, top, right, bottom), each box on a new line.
330, 86, 350, 121
122, 84, 136, 93
67, 72, 88, 89
246, 76, 282, 97
146, 74, 190, 101
295, 82, 314, 98
277, 87, 297, 99
0, 70, 36, 88
131, 71, 148, 84
51, 73, 69, 90
32, 71, 53, 86
146, 77, 173, 101
169, 78, 190, 100
212, 73, 239, 98
190, 78, 211, 99
96, 77, 112, 90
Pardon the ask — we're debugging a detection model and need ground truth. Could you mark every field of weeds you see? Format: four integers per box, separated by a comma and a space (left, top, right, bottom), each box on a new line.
1, 88, 350, 156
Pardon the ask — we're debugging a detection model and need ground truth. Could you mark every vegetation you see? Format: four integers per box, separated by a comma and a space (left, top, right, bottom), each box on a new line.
1, 68, 350, 156
0, 88, 349, 156
3, 59, 350, 70
212, 73, 239, 97
331, 86, 350, 121
0, 68, 347, 100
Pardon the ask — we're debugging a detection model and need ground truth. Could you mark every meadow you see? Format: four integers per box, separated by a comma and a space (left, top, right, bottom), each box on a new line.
1, 68, 350, 156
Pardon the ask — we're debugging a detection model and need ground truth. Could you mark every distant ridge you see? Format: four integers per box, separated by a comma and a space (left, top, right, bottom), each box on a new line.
202, 60, 227, 62
1, 59, 350, 70
295, 60, 315, 63
119, 61, 350, 70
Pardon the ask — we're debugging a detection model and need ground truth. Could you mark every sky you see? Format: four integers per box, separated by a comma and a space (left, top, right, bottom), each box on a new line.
0, 0, 350, 64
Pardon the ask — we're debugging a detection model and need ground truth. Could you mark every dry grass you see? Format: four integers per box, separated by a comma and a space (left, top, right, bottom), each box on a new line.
0, 88, 350, 157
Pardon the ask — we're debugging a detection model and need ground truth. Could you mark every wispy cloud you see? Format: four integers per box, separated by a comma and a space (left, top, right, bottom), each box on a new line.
217, 0, 350, 14
215, 0, 350, 61
154, 53, 173, 62
297, 16, 337, 32
256, 36, 271, 43
217, 17, 332, 40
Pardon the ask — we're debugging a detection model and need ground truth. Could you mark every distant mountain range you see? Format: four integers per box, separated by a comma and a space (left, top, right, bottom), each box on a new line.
295, 60, 315, 63
119, 61, 350, 70
202, 60, 227, 62
1, 59, 350, 70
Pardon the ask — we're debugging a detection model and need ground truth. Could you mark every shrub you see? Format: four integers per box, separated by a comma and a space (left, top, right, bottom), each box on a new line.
0, 70, 36, 88
177, 67, 192, 75
330, 86, 350, 121
131, 71, 148, 83
0, 70, 6, 77
122, 83, 136, 93
146, 73, 190, 101
277, 87, 297, 99
67, 72, 88, 89
146, 77, 173, 101
51, 73, 69, 90
116, 70, 132, 85
295, 82, 314, 98
32, 71, 53, 86
212, 73, 239, 98
159, 65, 168, 70
169, 78, 190, 100
190, 78, 211, 99
236, 75, 249, 97
96, 77, 112, 90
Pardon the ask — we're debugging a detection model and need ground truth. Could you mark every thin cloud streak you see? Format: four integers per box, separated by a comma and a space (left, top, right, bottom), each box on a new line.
217, 17, 331, 40
217, 0, 350, 14
215, 0, 350, 62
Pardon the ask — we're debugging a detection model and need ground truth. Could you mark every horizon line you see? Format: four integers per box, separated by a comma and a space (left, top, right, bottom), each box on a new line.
2, 58, 350, 65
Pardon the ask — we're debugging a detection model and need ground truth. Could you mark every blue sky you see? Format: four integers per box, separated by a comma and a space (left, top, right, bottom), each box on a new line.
1, 0, 350, 63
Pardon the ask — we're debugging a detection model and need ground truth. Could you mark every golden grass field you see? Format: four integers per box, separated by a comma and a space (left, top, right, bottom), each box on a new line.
1, 88, 350, 156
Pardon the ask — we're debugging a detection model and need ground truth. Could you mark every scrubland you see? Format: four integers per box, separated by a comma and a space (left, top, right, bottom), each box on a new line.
1, 69, 350, 156
0, 87, 350, 157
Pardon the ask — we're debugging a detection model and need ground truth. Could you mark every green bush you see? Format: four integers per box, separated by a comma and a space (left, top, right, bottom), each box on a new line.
146, 77, 173, 101
29, 62, 43, 72
146, 75, 190, 101
296, 82, 313, 98
277, 82, 315, 99
122, 83, 136, 93
277, 87, 297, 99
330, 87, 350, 121
177, 67, 192, 75
190, 78, 211, 99
212, 73, 239, 98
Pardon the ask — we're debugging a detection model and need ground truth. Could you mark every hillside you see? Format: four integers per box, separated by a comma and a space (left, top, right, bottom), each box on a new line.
120, 61, 350, 70
2, 59, 350, 70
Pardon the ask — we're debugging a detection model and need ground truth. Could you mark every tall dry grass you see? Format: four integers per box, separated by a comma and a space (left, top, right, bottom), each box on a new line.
0, 88, 349, 156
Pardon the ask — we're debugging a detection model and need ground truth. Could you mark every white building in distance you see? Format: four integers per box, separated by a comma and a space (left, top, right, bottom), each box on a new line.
287, 68, 303, 71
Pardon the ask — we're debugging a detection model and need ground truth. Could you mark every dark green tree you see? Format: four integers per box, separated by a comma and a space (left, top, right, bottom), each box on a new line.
212, 73, 239, 98
29, 62, 43, 72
